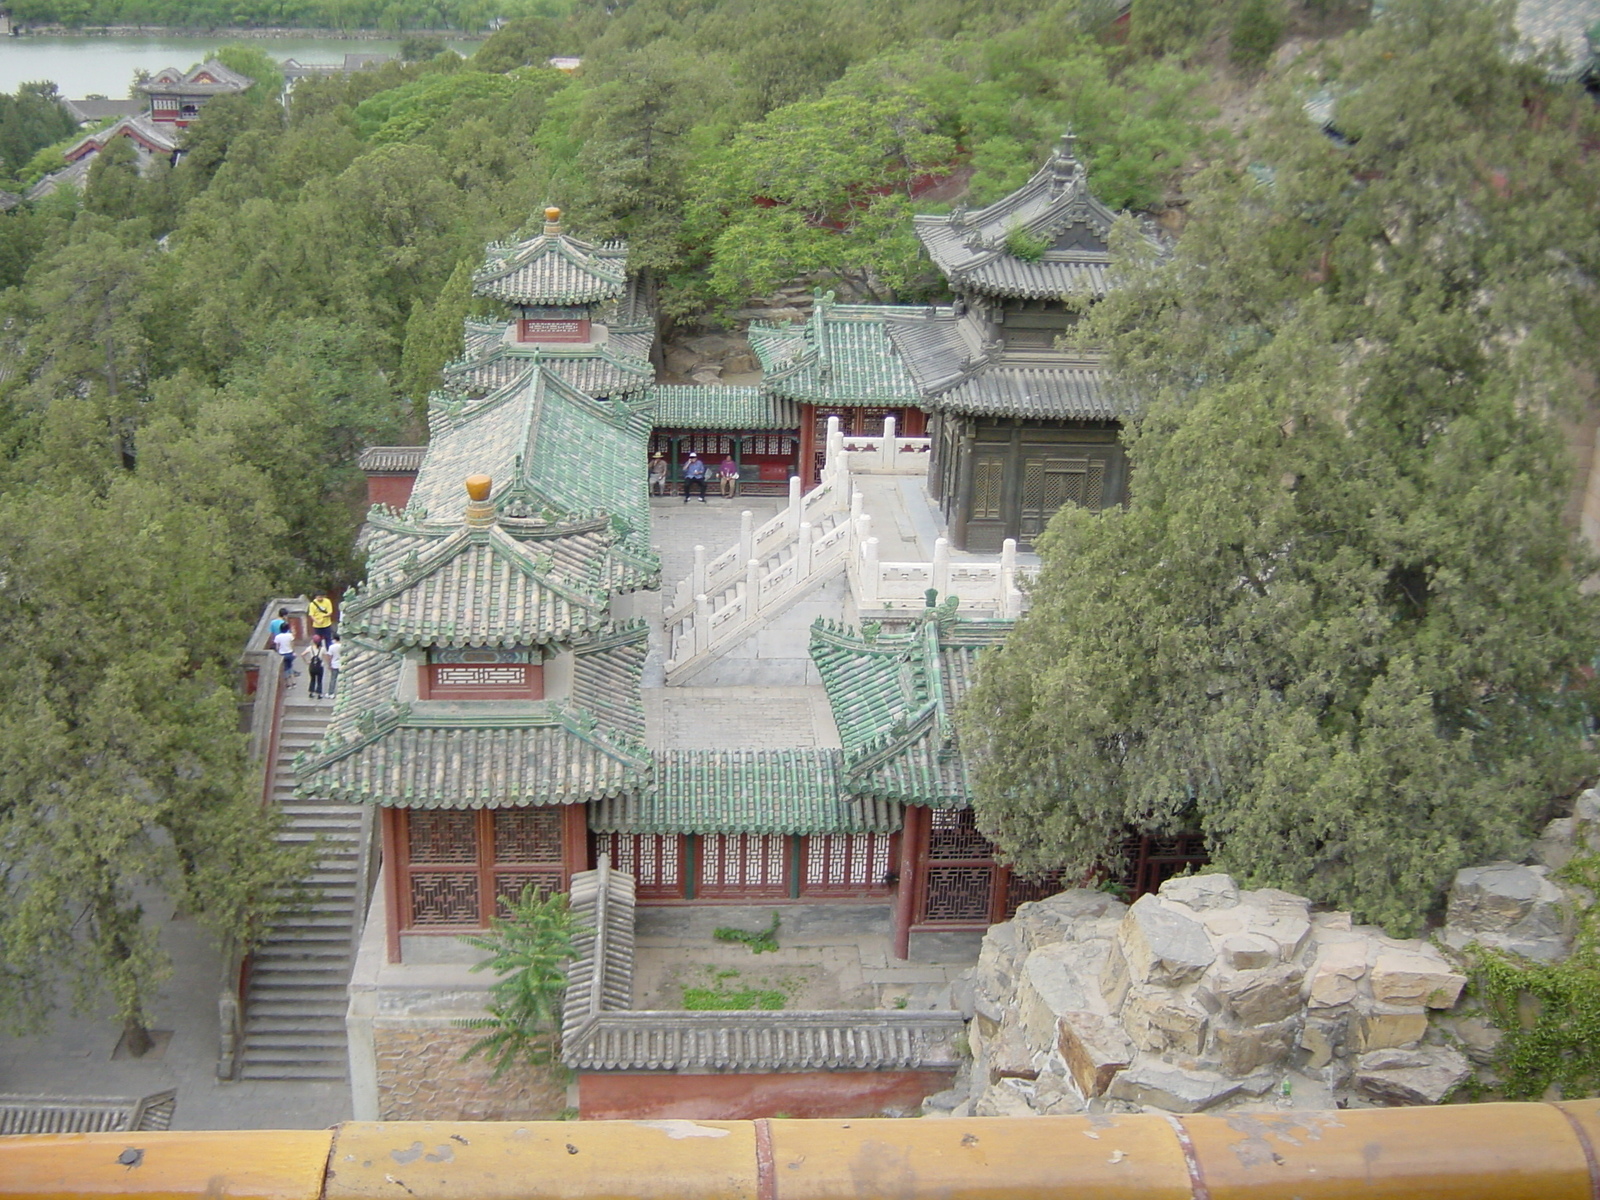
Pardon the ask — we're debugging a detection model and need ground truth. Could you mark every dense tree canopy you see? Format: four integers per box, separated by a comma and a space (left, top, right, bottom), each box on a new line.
960, 0, 1600, 934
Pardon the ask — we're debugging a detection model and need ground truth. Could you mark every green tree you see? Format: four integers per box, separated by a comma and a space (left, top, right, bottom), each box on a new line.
399, 255, 473, 421
959, 0, 1600, 935
1230, 0, 1287, 69
457, 888, 582, 1078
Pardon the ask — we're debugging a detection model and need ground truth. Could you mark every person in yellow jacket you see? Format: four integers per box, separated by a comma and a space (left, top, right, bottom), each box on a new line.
309, 591, 336, 643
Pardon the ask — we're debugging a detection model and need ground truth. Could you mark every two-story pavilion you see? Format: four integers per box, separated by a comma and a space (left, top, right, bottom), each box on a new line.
887, 134, 1138, 551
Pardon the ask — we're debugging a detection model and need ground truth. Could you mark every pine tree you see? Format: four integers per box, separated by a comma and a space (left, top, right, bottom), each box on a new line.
959, 0, 1600, 934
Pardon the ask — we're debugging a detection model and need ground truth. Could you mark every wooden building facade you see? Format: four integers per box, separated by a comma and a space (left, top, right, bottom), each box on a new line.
888, 135, 1141, 551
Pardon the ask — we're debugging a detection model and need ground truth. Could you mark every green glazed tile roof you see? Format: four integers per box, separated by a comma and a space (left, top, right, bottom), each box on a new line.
811, 616, 1013, 808
296, 702, 650, 808
408, 366, 656, 559
573, 623, 649, 742
650, 385, 800, 430
751, 297, 921, 405
341, 524, 609, 649
443, 340, 653, 403
473, 232, 628, 306
588, 749, 901, 834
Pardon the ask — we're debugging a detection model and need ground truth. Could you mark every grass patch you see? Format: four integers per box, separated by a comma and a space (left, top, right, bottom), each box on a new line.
680, 965, 788, 1010
714, 911, 780, 953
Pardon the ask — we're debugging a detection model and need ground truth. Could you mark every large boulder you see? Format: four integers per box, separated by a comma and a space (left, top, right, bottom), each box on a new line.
1011, 889, 1126, 952
1306, 939, 1369, 1008
1369, 950, 1466, 1009
1212, 1016, 1300, 1077
1443, 862, 1570, 962
1158, 873, 1241, 912
1106, 1058, 1241, 1113
1203, 962, 1306, 1027
1352, 1006, 1428, 1052
1121, 984, 1210, 1056
1353, 1046, 1471, 1106
1016, 940, 1108, 1051
1119, 895, 1217, 987
1056, 1011, 1135, 1098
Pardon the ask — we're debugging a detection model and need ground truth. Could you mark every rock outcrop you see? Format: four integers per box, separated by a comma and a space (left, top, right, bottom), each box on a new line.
945, 876, 1469, 1118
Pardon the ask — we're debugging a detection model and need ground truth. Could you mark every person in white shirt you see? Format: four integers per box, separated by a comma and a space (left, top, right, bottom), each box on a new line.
273, 627, 295, 686
325, 636, 342, 700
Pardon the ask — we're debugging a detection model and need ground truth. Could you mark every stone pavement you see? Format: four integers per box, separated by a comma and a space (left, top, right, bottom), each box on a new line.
0, 882, 350, 1130
631, 905, 980, 1012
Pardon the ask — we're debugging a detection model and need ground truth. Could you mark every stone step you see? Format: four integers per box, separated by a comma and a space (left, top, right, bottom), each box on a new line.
238, 1063, 348, 1082
245, 985, 352, 1007
243, 1027, 349, 1048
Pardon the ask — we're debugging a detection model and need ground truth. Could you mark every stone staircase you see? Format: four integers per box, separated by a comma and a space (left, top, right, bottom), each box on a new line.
239, 696, 365, 1083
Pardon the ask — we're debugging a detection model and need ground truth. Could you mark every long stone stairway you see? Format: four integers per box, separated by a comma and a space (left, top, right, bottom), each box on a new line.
239, 696, 365, 1082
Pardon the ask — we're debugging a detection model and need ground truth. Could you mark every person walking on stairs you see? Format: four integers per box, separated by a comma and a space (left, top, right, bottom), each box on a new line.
302, 635, 327, 700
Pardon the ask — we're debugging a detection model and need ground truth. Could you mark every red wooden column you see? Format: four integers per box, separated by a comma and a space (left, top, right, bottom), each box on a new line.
563, 804, 591, 883
381, 807, 405, 963
892, 806, 926, 961
798, 404, 818, 490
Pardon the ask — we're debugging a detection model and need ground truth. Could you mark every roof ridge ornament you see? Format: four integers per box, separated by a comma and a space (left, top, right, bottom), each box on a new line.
464, 474, 497, 527
1049, 130, 1080, 198
544, 206, 562, 235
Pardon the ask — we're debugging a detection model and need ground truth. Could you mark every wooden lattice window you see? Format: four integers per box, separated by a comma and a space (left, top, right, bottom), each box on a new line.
697, 833, 791, 899
927, 808, 992, 859
922, 865, 995, 923
397, 807, 569, 929
972, 455, 1005, 522
592, 832, 686, 900
800, 833, 896, 896
919, 808, 998, 925
1003, 869, 1069, 918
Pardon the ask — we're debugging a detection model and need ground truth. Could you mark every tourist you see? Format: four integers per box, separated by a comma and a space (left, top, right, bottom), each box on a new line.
309, 591, 336, 643
682, 452, 707, 502
326, 635, 342, 699
273, 624, 296, 686
718, 454, 739, 498
302, 635, 327, 700
649, 453, 668, 496
269, 606, 290, 640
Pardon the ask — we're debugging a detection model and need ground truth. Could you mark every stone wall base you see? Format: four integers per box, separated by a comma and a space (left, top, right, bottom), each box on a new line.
374, 1022, 568, 1121
578, 1069, 954, 1120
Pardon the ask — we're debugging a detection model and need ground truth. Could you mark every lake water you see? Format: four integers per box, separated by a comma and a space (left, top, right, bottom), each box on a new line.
0, 34, 480, 98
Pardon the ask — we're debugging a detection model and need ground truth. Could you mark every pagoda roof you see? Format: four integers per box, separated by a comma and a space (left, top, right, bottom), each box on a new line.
138, 59, 253, 95
885, 307, 1129, 420
913, 134, 1119, 300
811, 614, 1012, 808
750, 296, 920, 406
572, 624, 649, 743
358, 445, 426, 473
589, 749, 900, 835
295, 701, 650, 809
62, 114, 180, 164
341, 522, 611, 649
473, 228, 628, 307
650, 385, 800, 430
409, 364, 656, 561
442, 338, 653, 402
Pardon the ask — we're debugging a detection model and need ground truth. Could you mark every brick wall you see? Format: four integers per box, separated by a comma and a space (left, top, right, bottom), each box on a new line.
374, 1022, 568, 1121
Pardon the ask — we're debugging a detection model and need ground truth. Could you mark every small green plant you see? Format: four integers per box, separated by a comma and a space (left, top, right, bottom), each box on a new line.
714, 911, 781, 953
893, 995, 909, 1009
455, 888, 583, 1080
1003, 224, 1049, 263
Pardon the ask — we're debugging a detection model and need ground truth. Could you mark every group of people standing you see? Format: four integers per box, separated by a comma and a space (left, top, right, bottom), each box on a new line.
650, 452, 740, 501
270, 592, 341, 700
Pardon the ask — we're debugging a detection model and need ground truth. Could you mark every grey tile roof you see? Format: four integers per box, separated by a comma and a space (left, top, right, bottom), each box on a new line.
562, 1010, 965, 1072
342, 524, 610, 649
751, 298, 921, 405
588, 749, 901, 834
0, 1090, 177, 1134
473, 232, 628, 306
937, 361, 1127, 420
358, 445, 426, 473
812, 616, 1014, 809
651, 385, 800, 429
139, 59, 254, 94
296, 702, 650, 808
913, 134, 1121, 299
886, 308, 1128, 420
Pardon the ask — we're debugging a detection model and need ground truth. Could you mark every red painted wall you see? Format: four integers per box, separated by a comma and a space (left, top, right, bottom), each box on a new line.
578, 1069, 955, 1120
367, 473, 417, 508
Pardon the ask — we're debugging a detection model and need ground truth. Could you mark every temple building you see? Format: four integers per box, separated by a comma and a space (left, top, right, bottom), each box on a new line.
888, 134, 1136, 551
749, 297, 928, 490
138, 59, 254, 127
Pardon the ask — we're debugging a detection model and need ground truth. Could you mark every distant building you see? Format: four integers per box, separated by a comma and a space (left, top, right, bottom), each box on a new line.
138, 58, 253, 128
61, 97, 143, 126
281, 53, 396, 87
